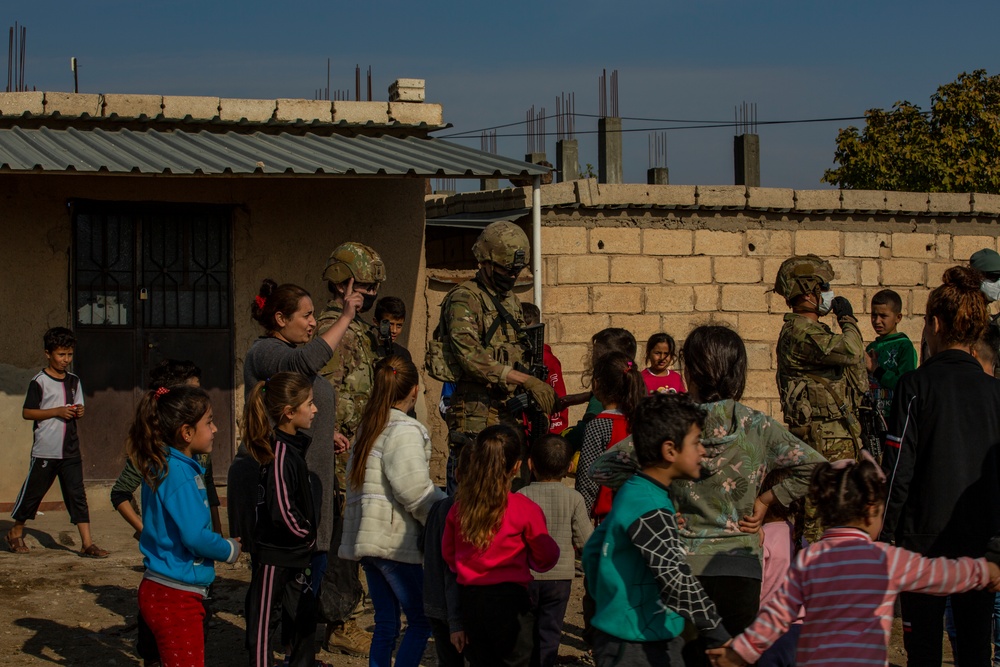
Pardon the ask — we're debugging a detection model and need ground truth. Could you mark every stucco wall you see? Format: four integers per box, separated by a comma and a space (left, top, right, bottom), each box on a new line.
0, 173, 427, 504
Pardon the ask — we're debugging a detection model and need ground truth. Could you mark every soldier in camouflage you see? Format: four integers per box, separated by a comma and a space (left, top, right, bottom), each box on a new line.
438, 221, 557, 493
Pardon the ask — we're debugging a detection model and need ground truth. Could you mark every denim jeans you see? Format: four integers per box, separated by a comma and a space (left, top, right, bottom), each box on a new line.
361, 557, 431, 667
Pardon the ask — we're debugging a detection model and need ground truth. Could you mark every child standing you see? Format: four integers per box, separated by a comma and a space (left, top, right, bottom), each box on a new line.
522, 303, 569, 434
707, 457, 1000, 667
340, 356, 446, 667
443, 424, 560, 667
518, 434, 593, 667
866, 289, 918, 420
8, 327, 108, 558
575, 351, 646, 520
242, 372, 325, 667
583, 392, 729, 667
127, 385, 241, 666
641, 333, 686, 395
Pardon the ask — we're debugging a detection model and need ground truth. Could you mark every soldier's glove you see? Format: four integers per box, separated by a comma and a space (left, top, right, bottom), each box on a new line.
831, 296, 855, 320
522, 377, 558, 416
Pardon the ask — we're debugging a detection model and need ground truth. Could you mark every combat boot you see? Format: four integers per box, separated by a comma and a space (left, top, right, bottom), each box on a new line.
324, 620, 371, 657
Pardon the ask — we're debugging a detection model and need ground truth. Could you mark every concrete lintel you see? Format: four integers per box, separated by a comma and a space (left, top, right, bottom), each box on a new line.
840, 190, 886, 213
794, 189, 841, 212
697, 185, 748, 209
334, 101, 390, 124
161, 96, 220, 119
0, 91, 44, 116
747, 187, 793, 211
219, 98, 276, 122
927, 192, 973, 215
275, 99, 333, 122
102, 93, 163, 118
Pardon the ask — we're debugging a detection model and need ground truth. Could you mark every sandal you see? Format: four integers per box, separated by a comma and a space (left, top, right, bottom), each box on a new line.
80, 543, 109, 558
5, 533, 28, 554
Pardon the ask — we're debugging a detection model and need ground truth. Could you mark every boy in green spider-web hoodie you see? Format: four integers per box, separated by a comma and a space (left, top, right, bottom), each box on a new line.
866, 289, 918, 421
581, 393, 729, 667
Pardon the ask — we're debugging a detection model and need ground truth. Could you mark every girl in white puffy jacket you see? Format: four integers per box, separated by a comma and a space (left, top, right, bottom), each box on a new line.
340, 355, 446, 667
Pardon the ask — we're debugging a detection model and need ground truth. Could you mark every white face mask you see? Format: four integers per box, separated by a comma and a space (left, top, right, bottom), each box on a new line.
818, 290, 835, 315
981, 280, 1000, 303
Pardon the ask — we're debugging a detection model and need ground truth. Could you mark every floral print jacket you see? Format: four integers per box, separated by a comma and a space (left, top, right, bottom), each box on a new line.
589, 399, 825, 578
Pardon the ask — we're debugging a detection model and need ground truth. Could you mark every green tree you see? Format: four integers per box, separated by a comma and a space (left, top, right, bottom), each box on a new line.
823, 70, 1000, 193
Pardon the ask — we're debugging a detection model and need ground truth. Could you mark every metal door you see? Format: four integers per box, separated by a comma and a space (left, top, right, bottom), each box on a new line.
73, 205, 233, 481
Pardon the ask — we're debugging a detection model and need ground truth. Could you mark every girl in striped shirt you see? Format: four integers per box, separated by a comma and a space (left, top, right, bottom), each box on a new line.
708, 456, 1000, 667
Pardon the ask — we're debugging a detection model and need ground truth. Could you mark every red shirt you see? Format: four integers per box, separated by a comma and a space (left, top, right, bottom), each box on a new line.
641, 368, 686, 395
442, 492, 560, 587
544, 344, 569, 433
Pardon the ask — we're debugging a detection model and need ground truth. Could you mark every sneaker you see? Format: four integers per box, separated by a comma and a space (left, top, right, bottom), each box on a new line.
324, 621, 371, 657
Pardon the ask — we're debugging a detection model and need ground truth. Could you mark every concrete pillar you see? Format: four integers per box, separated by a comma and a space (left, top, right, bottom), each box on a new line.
557, 140, 580, 182
647, 168, 669, 185
734, 134, 760, 187
525, 152, 547, 165
598, 117, 622, 184
479, 178, 500, 191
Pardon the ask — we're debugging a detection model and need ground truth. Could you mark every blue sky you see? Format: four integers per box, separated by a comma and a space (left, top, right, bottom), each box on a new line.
8, 1, 1000, 189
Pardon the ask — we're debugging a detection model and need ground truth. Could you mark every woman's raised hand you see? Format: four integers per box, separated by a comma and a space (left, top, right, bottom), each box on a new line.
342, 278, 364, 318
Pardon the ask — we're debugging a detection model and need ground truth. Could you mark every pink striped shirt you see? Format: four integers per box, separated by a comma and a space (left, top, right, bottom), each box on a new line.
732, 527, 990, 666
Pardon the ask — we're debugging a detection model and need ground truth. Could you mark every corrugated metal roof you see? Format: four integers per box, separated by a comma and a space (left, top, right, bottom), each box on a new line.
0, 126, 550, 178
426, 208, 531, 229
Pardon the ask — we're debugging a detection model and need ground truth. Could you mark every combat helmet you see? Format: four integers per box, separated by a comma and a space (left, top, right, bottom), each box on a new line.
323, 242, 386, 284
774, 255, 834, 304
472, 222, 529, 271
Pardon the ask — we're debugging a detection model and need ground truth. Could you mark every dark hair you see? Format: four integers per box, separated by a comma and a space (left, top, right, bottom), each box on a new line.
585, 328, 637, 386
126, 386, 212, 489
374, 296, 407, 322
760, 467, 806, 549
975, 319, 1000, 371
349, 355, 420, 490
871, 289, 903, 314
592, 351, 646, 426
681, 325, 747, 402
645, 332, 677, 364
148, 359, 202, 390
43, 327, 76, 352
241, 372, 314, 465
926, 266, 990, 348
250, 279, 312, 334
809, 459, 887, 528
631, 393, 706, 468
456, 424, 523, 550
522, 302, 541, 326
530, 434, 572, 480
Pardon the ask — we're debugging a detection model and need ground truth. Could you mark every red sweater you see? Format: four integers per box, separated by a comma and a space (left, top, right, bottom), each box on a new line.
442, 492, 560, 587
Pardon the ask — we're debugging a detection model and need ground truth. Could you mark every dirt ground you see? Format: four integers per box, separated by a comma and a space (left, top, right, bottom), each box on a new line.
0, 506, 952, 666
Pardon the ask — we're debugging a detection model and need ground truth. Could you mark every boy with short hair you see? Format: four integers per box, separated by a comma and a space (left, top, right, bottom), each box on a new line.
7, 327, 108, 558
866, 289, 919, 420
374, 296, 412, 364
582, 393, 728, 666
517, 434, 593, 667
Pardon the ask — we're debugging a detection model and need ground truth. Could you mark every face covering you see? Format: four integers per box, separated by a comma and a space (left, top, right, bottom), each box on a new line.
818, 290, 835, 315
492, 272, 517, 293
982, 280, 1000, 303
360, 293, 377, 313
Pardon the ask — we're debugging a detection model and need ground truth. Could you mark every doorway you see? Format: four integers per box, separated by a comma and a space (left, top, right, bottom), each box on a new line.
72, 204, 234, 481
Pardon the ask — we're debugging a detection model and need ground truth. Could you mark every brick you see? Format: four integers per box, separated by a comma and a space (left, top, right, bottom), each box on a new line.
389, 102, 443, 126
539, 181, 578, 206
643, 229, 693, 256
693, 285, 719, 311
926, 262, 954, 288
972, 193, 1000, 215
891, 233, 938, 259
646, 185, 697, 207
953, 235, 997, 261
739, 313, 786, 341
927, 192, 972, 215
710, 312, 740, 329
745, 370, 779, 399
721, 284, 769, 312
557, 314, 610, 344
661, 314, 706, 339
844, 231, 889, 258
276, 99, 333, 122
761, 258, 786, 286
934, 235, 952, 259
558, 255, 608, 284
767, 292, 787, 314
388, 88, 425, 103
611, 256, 660, 283
0, 91, 44, 115
746, 230, 792, 256
162, 95, 220, 119
549, 343, 589, 374
333, 101, 390, 124
646, 286, 695, 312
543, 257, 557, 286
882, 260, 925, 286
388, 79, 426, 101
840, 190, 886, 212
589, 228, 640, 254
694, 230, 743, 256
794, 190, 840, 211
910, 288, 932, 316
592, 285, 643, 313
747, 187, 793, 211
541, 227, 587, 255
662, 257, 712, 284
829, 258, 859, 284
742, 399, 773, 414
795, 230, 841, 256
885, 191, 929, 213
610, 314, 662, 338
44, 92, 101, 116
836, 287, 867, 313
897, 318, 924, 343
715, 257, 762, 283
746, 342, 773, 370
219, 98, 275, 121
696, 185, 747, 209
861, 260, 881, 286
102, 93, 162, 117
542, 286, 589, 313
